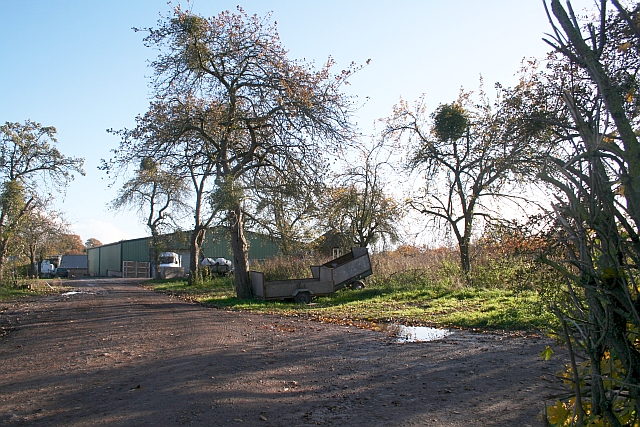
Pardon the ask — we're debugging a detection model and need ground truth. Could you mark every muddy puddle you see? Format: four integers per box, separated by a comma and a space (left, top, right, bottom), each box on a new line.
61, 291, 95, 297
388, 324, 453, 343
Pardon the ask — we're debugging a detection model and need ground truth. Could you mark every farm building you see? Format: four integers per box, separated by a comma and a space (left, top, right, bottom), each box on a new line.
86, 229, 280, 278
59, 254, 88, 277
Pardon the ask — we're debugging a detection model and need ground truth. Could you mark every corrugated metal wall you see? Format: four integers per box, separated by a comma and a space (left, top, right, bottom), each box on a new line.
99, 243, 122, 275
247, 234, 281, 260
87, 243, 122, 277
122, 238, 152, 262
201, 230, 281, 260
89, 229, 280, 276
201, 231, 233, 259
87, 247, 100, 276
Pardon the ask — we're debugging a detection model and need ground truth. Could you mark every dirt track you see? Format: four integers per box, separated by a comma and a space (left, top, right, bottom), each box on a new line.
0, 279, 568, 426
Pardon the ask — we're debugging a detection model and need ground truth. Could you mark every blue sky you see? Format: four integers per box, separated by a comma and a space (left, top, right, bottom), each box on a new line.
1, 0, 593, 244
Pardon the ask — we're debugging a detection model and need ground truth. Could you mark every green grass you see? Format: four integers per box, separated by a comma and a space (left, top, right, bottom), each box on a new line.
0, 285, 34, 300
0, 279, 72, 301
146, 264, 556, 331
145, 276, 236, 301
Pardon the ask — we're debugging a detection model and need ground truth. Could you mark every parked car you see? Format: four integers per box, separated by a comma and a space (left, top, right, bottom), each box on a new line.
55, 267, 68, 278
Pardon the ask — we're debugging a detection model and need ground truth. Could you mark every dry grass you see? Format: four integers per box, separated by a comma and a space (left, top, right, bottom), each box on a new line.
251, 255, 330, 281
151, 244, 560, 331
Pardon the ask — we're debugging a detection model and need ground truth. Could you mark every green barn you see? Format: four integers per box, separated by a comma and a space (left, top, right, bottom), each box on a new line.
86, 229, 280, 277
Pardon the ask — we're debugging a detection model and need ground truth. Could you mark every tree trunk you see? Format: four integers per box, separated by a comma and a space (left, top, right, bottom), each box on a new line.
150, 231, 159, 278
0, 237, 9, 285
28, 245, 37, 278
229, 203, 251, 299
458, 213, 474, 277
459, 240, 471, 276
150, 228, 162, 278
188, 228, 205, 285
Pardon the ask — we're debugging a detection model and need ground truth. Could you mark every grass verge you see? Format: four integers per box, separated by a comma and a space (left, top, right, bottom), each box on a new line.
146, 272, 555, 332
0, 280, 72, 301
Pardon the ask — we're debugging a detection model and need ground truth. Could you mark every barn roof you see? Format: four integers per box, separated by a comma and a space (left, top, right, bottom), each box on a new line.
60, 255, 88, 269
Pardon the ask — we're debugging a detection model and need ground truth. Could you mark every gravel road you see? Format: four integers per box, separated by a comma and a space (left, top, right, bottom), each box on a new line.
0, 279, 567, 426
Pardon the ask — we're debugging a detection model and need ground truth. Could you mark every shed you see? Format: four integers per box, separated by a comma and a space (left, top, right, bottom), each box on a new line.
59, 255, 89, 277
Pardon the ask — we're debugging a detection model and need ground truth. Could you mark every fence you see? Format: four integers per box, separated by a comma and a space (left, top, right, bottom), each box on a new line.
122, 261, 150, 278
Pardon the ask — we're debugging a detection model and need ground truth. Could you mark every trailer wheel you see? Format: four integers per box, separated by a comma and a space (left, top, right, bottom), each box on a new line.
350, 280, 365, 290
294, 291, 312, 304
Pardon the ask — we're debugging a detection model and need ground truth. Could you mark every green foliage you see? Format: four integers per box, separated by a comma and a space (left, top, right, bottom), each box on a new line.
0, 120, 84, 284
0, 181, 29, 270
540, 346, 554, 361
0, 180, 26, 221
0, 284, 36, 300
545, 333, 640, 426
432, 103, 468, 142
210, 177, 244, 213
468, 256, 561, 293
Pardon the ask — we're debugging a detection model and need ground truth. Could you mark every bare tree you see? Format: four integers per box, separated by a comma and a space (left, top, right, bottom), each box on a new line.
248, 162, 324, 256
110, 156, 190, 273
107, 7, 359, 296
323, 140, 404, 251
384, 85, 544, 274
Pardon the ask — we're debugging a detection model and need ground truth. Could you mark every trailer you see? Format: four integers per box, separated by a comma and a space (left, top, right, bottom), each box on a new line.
251, 247, 373, 304
310, 247, 372, 290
